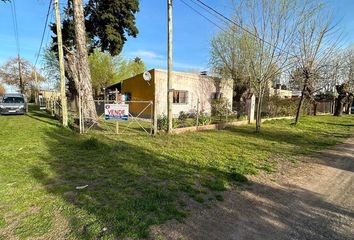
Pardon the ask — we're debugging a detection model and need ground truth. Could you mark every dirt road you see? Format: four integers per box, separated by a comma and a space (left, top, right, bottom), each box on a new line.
151, 139, 354, 240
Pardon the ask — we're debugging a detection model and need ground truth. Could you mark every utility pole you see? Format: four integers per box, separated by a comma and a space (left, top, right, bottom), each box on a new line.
167, 0, 173, 133
34, 67, 39, 105
17, 55, 23, 94
54, 0, 68, 127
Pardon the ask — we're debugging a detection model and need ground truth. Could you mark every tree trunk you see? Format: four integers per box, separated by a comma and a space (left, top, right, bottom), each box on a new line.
333, 96, 344, 117
255, 90, 263, 133
313, 101, 317, 116
347, 98, 353, 115
73, 0, 97, 123
294, 84, 307, 125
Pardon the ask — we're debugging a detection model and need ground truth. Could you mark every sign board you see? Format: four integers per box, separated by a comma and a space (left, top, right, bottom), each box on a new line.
104, 104, 129, 121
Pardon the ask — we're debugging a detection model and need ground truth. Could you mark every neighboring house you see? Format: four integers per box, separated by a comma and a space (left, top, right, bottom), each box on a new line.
270, 88, 293, 98
39, 90, 60, 100
107, 69, 233, 118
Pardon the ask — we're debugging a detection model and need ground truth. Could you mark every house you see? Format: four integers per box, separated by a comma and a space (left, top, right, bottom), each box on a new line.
106, 69, 233, 118
270, 88, 293, 98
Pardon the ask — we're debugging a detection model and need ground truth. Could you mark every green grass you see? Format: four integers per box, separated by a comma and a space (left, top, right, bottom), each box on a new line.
1, 110, 354, 239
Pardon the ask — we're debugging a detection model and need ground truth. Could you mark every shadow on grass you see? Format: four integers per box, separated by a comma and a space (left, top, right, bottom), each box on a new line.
31, 127, 246, 239
29, 114, 354, 239
26, 111, 59, 127
224, 120, 354, 172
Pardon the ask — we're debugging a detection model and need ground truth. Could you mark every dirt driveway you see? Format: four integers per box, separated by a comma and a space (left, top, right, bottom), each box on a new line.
151, 139, 354, 240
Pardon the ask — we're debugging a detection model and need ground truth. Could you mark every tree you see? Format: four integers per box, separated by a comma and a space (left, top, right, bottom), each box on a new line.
115, 56, 146, 81
334, 83, 353, 116
85, 0, 139, 55
89, 50, 146, 97
230, 0, 306, 132
72, 0, 97, 122
51, 0, 139, 56
210, 26, 251, 103
0, 57, 44, 95
50, 0, 140, 122
292, 1, 340, 124
42, 48, 61, 90
89, 49, 117, 97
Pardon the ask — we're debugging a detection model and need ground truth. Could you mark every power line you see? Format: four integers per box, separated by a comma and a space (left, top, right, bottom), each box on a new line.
179, 0, 226, 33
10, 0, 20, 55
194, 0, 295, 57
188, 0, 229, 26
34, 0, 53, 68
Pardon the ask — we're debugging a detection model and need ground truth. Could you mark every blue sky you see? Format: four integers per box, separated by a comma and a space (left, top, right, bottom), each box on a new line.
0, 0, 354, 74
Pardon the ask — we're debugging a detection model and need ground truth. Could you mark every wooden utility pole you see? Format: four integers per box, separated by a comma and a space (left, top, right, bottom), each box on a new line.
54, 0, 68, 127
167, 0, 173, 133
34, 67, 39, 105
17, 55, 23, 94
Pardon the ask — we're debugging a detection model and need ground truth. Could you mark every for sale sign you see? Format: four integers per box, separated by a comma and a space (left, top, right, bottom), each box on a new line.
104, 104, 129, 121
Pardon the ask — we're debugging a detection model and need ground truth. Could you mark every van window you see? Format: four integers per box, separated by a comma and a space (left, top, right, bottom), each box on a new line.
3, 97, 24, 103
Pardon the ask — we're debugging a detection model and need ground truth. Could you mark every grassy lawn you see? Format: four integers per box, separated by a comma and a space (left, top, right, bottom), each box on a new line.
1, 110, 354, 239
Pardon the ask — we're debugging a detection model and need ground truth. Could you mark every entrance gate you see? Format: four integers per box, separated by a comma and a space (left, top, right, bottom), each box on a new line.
80, 99, 155, 136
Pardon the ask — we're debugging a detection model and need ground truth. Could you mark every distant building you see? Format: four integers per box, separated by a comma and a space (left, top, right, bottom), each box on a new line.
107, 69, 233, 118
270, 88, 293, 98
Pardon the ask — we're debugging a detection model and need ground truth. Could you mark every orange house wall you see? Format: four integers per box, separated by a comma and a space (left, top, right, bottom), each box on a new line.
121, 70, 155, 118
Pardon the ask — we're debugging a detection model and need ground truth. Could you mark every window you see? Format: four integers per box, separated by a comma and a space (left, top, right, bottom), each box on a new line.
173, 90, 188, 104
3, 97, 24, 103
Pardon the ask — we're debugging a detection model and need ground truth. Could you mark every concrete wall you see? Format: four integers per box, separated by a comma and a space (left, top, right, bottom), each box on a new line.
154, 69, 233, 117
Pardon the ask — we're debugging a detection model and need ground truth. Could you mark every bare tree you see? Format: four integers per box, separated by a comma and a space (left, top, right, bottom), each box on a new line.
292, 2, 341, 124
0, 57, 44, 95
231, 0, 308, 132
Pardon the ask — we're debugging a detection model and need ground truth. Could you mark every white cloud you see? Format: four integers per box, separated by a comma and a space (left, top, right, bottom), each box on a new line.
129, 50, 164, 60
127, 49, 206, 72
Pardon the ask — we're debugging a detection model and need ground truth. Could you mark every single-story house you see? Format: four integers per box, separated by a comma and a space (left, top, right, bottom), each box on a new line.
106, 69, 233, 118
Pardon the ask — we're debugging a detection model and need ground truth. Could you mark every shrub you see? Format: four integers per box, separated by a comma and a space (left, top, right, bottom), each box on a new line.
194, 110, 211, 126
157, 114, 177, 131
263, 96, 311, 118
177, 111, 188, 127
211, 97, 232, 120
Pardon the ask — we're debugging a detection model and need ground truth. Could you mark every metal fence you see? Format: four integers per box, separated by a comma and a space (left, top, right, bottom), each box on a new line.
79, 99, 155, 136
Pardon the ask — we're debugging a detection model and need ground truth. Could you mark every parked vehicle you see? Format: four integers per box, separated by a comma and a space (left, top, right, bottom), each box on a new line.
0, 94, 27, 115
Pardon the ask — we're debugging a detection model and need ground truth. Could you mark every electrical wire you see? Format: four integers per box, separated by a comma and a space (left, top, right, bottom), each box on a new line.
10, 0, 20, 55
34, 0, 53, 68
179, 0, 226, 33
193, 0, 295, 57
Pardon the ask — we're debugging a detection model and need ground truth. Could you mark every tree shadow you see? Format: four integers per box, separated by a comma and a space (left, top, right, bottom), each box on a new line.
224, 122, 354, 172
26, 111, 60, 127
31, 127, 246, 239
156, 180, 354, 240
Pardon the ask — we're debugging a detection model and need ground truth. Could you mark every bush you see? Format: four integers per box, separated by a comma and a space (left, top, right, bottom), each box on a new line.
263, 96, 311, 118
211, 97, 232, 120
157, 114, 177, 131
194, 110, 211, 126
177, 111, 188, 127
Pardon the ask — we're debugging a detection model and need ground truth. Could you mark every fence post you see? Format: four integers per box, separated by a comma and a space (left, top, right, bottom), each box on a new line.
115, 89, 119, 135
196, 98, 200, 129
150, 101, 153, 136
79, 90, 82, 134
51, 100, 54, 117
